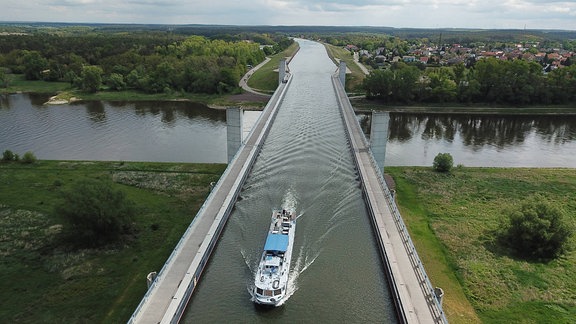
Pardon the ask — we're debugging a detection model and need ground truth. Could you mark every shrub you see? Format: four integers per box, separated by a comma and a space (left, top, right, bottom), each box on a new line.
2, 150, 14, 162
433, 153, 453, 172
56, 179, 136, 247
21, 151, 37, 164
107, 72, 126, 91
499, 195, 572, 261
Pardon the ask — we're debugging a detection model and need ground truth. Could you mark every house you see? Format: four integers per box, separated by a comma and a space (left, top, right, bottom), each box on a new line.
345, 44, 359, 52
403, 55, 416, 63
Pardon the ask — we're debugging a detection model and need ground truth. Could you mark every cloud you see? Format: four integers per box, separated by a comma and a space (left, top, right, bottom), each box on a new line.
0, 0, 575, 29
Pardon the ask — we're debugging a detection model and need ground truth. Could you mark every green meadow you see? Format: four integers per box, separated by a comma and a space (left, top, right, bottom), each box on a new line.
0, 160, 225, 323
387, 167, 576, 323
2, 159, 575, 323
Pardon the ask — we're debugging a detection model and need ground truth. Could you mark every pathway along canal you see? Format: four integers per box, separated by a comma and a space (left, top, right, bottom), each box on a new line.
181, 39, 398, 322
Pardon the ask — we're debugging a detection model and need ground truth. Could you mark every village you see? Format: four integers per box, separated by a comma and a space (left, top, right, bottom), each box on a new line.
351, 40, 574, 72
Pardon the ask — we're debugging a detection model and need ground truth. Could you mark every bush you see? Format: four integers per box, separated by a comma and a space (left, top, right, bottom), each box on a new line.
2, 150, 14, 162
500, 195, 572, 261
56, 179, 136, 247
21, 151, 37, 164
433, 153, 453, 172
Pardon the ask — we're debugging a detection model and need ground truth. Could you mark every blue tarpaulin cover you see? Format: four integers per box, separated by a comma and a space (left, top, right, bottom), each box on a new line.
264, 233, 289, 252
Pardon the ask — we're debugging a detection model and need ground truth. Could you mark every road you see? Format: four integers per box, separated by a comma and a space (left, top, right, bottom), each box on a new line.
238, 57, 272, 96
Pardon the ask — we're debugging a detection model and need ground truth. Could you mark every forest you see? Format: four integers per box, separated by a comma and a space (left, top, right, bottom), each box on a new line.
315, 32, 576, 106
1, 23, 575, 105
0, 27, 293, 94
362, 59, 576, 105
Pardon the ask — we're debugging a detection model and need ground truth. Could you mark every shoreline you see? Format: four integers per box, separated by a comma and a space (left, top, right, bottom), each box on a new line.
31, 90, 269, 110
24, 91, 576, 116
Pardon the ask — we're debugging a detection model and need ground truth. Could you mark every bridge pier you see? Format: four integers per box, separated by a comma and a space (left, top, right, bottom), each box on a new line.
279, 59, 287, 85
226, 107, 243, 163
338, 61, 346, 87
370, 111, 390, 174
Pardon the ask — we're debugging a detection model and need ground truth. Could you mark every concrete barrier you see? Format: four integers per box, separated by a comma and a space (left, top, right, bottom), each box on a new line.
331, 74, 447, 324
128, 73, 293, 324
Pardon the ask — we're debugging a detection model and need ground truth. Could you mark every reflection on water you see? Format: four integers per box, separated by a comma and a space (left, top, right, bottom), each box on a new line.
2, 92, 575, 167
360, 113, 576, 167
85, 101, 106, 123
0, 93, 227, 163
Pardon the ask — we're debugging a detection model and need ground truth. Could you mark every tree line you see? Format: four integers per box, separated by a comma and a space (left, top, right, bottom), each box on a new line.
362, 59, 576, 105
0, 32, 293, 94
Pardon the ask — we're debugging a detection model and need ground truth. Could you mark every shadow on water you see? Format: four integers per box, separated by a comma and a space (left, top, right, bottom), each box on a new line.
85, 101, 106, 123
253, 303, 288, 318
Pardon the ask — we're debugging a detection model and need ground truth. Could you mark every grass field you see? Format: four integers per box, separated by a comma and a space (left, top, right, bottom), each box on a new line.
2, 159, 575, 323
247, 42, 300, 93
0, 160, 225, 323
323, 43, 368, 93
387, 167, 576, 323
1, 74, 71, 94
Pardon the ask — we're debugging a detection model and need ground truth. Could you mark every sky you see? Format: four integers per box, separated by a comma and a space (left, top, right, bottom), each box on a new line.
1, 0, 576, 30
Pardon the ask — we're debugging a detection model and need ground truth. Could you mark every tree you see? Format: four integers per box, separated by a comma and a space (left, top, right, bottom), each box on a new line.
56, 179, 136, 247
499, 195, 572, 261
106, 72, 126, 91
427, 68, 457, 103
80, 66, 103, 93
2, 150, 14, 162
0, 68, 9, 88
22, 50, 48, 80
363, 63, 420, 103
21, 151, 37, 164
433, 153, 453, 172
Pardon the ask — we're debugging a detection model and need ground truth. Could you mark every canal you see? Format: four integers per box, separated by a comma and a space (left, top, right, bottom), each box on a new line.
181, 39, 398, 322
2, 39, 576, 322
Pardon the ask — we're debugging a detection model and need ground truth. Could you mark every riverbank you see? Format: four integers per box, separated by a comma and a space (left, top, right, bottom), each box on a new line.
351, 97, 576, 115
245, 41, 300, 93
323, 42, 367, 92
0, 160, 226, 323
40, 89, 270, 109
0, 69, 272, 109
386, 166, 576, 323
1, 43, 302, 110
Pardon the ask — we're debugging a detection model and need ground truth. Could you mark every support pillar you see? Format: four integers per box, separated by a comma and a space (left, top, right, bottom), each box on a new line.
339, 61, 347, 87
370, 111, 390, 174
226, 107, 243, 163
279, 59, 287, 85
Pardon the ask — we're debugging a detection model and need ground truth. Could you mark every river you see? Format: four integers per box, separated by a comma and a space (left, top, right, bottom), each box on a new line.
360, 112, 576, 167
2, 95, 575, 167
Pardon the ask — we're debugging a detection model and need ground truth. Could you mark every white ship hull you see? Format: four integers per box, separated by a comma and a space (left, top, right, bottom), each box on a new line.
253, 209, 296, 306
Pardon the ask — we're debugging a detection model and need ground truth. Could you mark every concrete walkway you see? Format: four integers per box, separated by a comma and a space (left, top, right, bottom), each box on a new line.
332, 74, 446, 324
128, 74, 292, 324
353, 52, 370, 75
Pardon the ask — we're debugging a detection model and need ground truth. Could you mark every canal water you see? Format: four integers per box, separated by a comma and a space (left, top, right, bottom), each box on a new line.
182, 39, 398, 322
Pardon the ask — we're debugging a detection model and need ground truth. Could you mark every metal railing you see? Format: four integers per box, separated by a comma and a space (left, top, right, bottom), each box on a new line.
128, 73, 293, 324
332, 73, 448, 324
